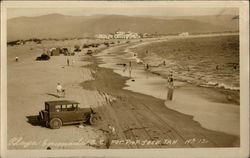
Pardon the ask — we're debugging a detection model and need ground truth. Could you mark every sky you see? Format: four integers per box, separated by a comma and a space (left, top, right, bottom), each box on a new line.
7, 7, 238, 19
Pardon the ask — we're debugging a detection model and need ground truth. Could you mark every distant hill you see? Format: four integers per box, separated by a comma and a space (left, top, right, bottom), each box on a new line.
7, 14, 239, 41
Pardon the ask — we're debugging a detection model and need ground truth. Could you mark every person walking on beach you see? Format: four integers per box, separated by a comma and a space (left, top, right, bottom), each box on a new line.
167, 72, 174, 101
15, 57, 19, 62
56, 83, 63, 98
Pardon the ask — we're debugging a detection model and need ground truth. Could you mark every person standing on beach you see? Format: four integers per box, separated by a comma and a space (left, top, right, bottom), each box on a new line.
15, 57, 19, 62
129, 61, 132, 78
216, 65, 219, 70
67, 58, 69, 66
123, 64, 127, 73
106, 124, 117, 149
167, 72, 174, 101
163, 60, 166, 66
56, 83, 63, 98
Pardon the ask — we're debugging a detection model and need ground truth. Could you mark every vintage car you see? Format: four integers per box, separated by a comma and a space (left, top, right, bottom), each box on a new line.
38, 100, 100, 129
86, 49, 93, 55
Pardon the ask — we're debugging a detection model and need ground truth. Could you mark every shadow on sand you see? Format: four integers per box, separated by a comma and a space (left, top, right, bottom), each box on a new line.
26, 115, 45, 127
46, 93, 59, 98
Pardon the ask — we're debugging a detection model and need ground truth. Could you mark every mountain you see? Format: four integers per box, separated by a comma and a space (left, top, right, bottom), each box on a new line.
7, 14, 239, 41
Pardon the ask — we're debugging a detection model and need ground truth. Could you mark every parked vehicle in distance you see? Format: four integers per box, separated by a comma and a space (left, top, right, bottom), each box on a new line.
86, 49, 93, 55
36, 53, 50, 61
38, 100, 100, 129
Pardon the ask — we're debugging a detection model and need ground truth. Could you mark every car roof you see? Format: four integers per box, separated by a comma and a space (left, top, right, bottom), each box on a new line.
45, 100, 79, 106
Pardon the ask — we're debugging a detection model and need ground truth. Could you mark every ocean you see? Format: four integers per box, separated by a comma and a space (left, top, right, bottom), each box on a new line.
95, 34, 240, 136
131, 35, 239, 92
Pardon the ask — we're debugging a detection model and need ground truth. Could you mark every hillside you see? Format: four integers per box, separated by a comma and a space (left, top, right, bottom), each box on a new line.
7, 14, 239, 41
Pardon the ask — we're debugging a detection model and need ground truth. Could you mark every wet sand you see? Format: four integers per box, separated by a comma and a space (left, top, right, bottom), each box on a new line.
82, 55, 239, 148
96, 36, 240, 137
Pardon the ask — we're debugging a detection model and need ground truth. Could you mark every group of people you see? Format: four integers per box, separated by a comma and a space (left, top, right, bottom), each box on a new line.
144, 61, 174, 101
121, 59, 174, 101
121, 61, 132, 77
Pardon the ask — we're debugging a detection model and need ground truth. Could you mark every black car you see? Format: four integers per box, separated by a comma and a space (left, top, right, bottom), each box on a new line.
38, 100, 100, 129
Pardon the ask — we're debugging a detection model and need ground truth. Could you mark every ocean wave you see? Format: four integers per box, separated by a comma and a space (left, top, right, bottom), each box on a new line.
127, 49, 240, 92
206, 82, 240, 91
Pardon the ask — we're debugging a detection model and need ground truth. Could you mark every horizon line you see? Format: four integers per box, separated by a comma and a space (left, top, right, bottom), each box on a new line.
8, 13, 239, 20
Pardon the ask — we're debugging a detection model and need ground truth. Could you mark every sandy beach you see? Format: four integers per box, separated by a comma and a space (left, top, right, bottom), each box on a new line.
7, 35, 239, 149
7, 43, 107, 149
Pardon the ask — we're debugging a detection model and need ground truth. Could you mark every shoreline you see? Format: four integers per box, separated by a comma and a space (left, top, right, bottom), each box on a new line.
94, 38, 239, 137
81, 46, 239, 148
129, 34, 240, 105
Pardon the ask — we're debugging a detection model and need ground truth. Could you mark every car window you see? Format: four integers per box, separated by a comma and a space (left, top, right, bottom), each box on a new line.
55, 105, 61, 112
67, 104, 75, 111
73, 104, 78, 110
61, 105, 67, 111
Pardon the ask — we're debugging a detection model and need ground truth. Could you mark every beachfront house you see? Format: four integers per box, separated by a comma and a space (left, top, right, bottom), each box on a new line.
96, 31, 141, 39
178, 32, 189, 37
95, 34, 114, 39
114, 31, 126, 39
142, 33, 148, 38
107, 34, 114, 39
125, 31, 141, 39
95, 34, 108, 39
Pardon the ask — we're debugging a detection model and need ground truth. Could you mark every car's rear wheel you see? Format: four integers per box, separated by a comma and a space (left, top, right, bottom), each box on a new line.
49, 118, 62, 129
89, 114, 98, 125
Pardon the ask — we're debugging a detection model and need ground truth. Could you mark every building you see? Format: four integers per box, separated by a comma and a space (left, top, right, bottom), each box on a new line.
95, 34, 108, 39
96, 31, 141, 39
178, 32, 189, 37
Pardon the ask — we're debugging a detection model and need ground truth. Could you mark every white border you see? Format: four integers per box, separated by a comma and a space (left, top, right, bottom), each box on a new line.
1, 1, 249, 158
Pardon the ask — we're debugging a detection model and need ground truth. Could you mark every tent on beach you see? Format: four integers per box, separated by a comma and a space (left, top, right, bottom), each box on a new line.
61, 48, 70, 55
50, 48, 60, 56
49, 47, 75, 56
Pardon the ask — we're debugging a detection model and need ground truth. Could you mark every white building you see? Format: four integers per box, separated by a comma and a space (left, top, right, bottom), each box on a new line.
96, 31, 141, 39
95, 34, 107, 39
178, 32, 189, 37
107, 34, 114, 39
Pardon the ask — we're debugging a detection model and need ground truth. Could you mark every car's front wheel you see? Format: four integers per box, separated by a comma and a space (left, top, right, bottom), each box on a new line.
49, 118, 62, 129
89, 114, 98, 125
